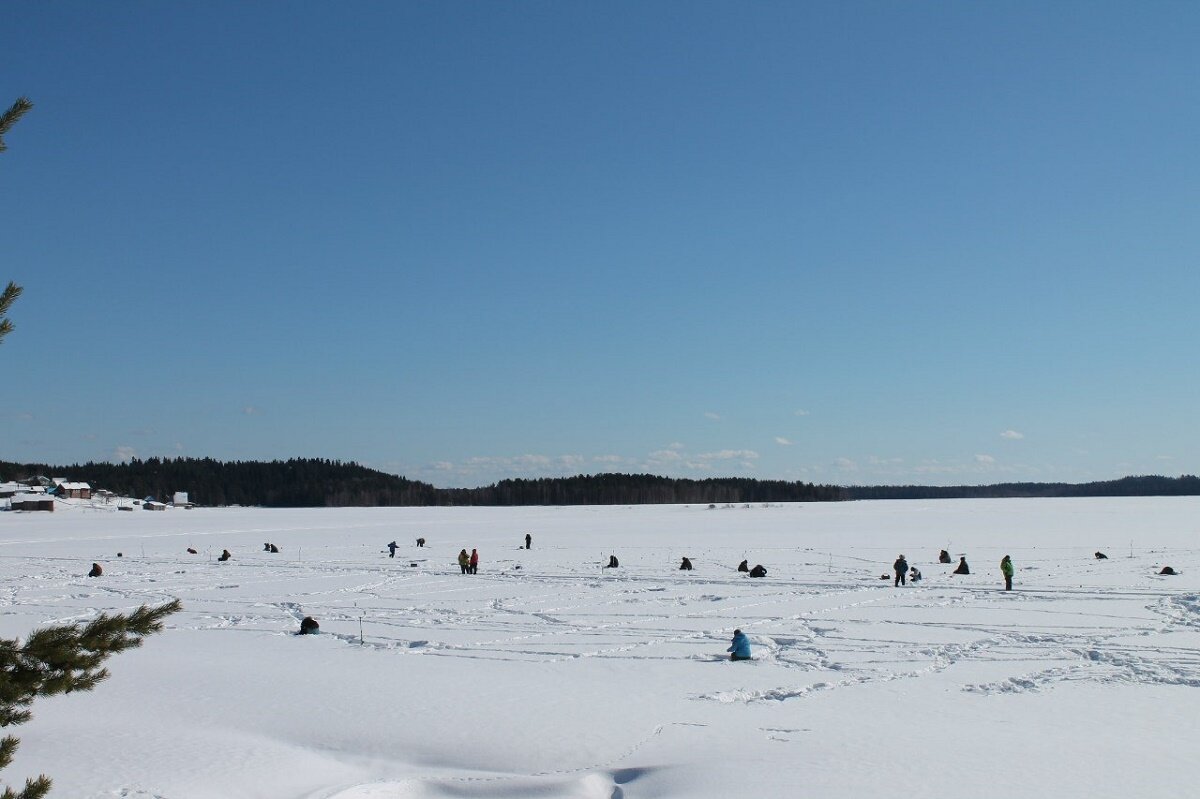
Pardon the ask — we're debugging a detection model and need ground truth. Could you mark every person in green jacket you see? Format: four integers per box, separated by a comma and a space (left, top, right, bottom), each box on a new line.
458, 548, 470, 575
1001, 555, 1014, 591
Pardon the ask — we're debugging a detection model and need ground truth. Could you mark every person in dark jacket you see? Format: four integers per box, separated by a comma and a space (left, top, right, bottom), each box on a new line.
953, 556, 969, 575
416, 537, 425, 548
1094, 551, 1108, 560
606, 555, 619, 568
728, 629, 752, 661
737, 559, 749, 572
939, 549, 953, 564
894, 555, 909, 586
87, 562, 103, 577
469, 548, 479, 574
187, 547, 198, 554
525, 533, 532, 550
680, 557, 693, 571
387, 541, 398, 558
298, 616, 319, 635
1160, 566, 1178, 575
748, 564, 767, 578
218, 549, 232, 562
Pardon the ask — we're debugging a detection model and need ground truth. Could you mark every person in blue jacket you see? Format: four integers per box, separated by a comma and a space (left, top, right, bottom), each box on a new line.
728, 629, 752, 661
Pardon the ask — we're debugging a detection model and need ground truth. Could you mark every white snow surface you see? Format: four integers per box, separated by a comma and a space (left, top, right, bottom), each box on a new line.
2, 497, 1198, 798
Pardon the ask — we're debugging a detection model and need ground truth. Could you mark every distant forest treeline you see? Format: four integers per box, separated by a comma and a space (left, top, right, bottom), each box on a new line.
1, 457, 1197, 507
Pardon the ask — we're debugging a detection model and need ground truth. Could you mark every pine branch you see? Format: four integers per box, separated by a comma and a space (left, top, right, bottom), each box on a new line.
0, 600, 182, 796
0, 283, 21, 344
0, 98, 33, 153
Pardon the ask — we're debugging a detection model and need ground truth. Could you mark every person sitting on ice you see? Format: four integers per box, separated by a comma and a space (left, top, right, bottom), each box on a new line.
1160, 566, 1179, 575
748, 564, 767, 578
680, 557, 693, 571
939, 549, 953, 564
263, 543, 279, 553
737, 559, 749, 572
297, 616, 319, 635
187, 547, 198, 554
1095, 551, 1108, 560
953, 556, 970, 575
218, 549, 232, 562
605, 555, 620, 568
727, 629, 752, 661
87, 562, 103, 577
910, 567, 922, 583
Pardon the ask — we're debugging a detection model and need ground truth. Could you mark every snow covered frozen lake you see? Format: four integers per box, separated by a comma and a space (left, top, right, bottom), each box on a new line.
2, 497, 1198, 798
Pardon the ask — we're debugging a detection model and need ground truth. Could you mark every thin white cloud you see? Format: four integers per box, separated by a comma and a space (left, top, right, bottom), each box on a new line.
1000, 430, 1024, 440
775, 437, 792, 446
112, 446, 136, 464
794, 409, 810, 417
697, 450, 759, 461
704, 412, 721, 421
834, 457, 857, 470
243, 406, 261, 416
975, 454, 996, 464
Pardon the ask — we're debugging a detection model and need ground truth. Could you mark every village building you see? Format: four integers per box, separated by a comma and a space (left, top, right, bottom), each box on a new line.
53, 481, 92, 500
11, 493, 54, 511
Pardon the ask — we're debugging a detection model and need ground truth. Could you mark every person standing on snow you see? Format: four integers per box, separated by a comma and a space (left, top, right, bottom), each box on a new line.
458, 549, 470, 574
1001, 555, 1014, 590
469, 548, 479, 575
894, 554, 909, 586
728, 629, 752, 661
525, 533, 532, 549
387, 541, 398, 558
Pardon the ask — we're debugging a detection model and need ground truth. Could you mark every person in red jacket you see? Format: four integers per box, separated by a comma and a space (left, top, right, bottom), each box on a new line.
469, 548, 479, 575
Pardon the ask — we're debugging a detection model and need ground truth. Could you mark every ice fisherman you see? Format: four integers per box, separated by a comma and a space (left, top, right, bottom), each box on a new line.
87, 562, 103, 577
910, 566, 922, 583
605, 555, 619, 568
458, 549, 470, 574
953, 556, 970, 575
728, 629, 752, 661
298, 616, 319, 635
680, 556, 693, 571
1001, 555, 1014, 590
748, 564, 767, 578
939, 549, 952, 564
525, 533, 532, 549
894, 554, 909, 586
737, 559, 749, 572
218, 549, 232, 562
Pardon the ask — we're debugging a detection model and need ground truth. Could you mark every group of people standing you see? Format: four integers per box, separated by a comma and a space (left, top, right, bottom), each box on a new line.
458, 548, 480, 574
894, 552, 1015, 590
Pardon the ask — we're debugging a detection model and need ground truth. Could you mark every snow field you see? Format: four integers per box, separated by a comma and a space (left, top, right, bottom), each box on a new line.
1, 498, 1198, 798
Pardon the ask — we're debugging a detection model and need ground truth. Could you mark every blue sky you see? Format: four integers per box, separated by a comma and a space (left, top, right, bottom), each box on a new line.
2, 2, 1197, 488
